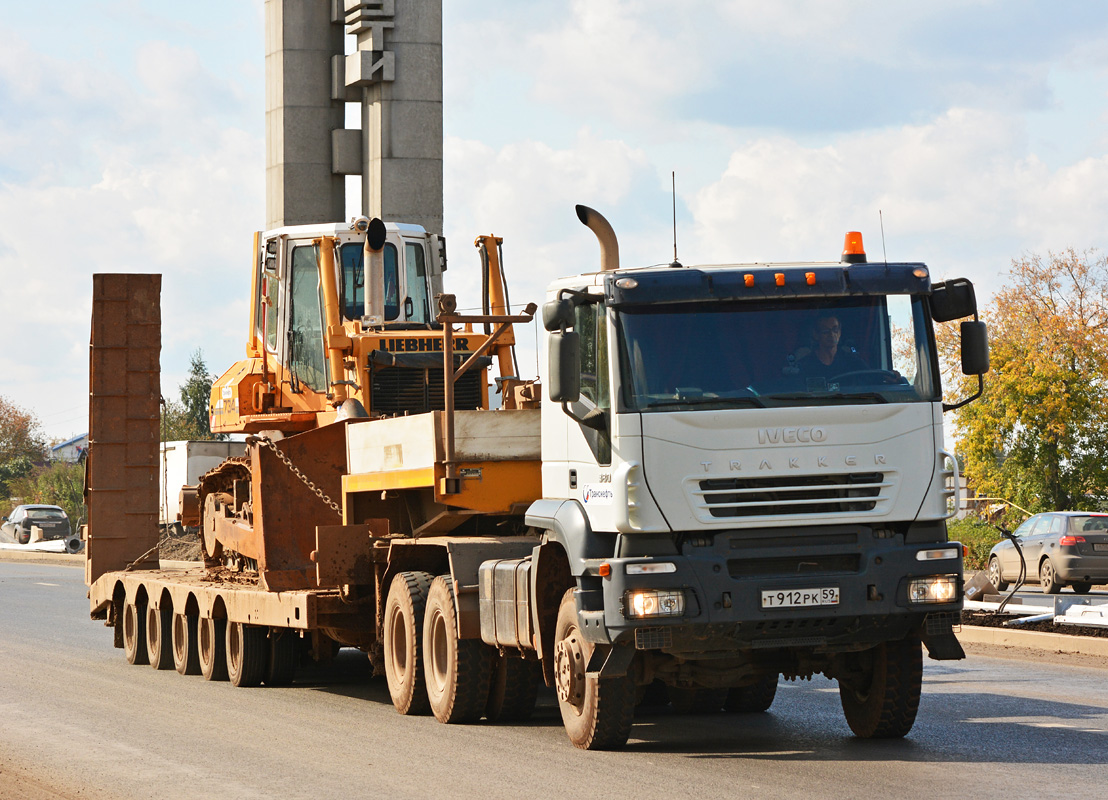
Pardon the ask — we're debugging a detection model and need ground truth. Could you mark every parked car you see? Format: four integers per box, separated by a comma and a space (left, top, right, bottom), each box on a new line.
0, 505, 73, 546
987, 511, 1108, 594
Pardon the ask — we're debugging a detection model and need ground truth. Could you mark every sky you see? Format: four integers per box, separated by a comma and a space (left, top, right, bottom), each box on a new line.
2, 0, 1108, 442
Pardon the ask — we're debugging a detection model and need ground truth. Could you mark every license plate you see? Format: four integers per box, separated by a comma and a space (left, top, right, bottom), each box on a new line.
1094, 543, 1108, 552
761, 587, 840, 609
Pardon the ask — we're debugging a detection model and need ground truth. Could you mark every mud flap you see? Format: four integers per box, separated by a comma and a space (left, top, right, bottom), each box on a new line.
586, 642, 636, 679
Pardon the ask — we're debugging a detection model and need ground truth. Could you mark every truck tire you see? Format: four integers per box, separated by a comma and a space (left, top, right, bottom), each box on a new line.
669, 687, 727, 714
123, 600, 149, 666
423, 576, 492, 723
838, 637, 922, 738
172, 613, 201, 675
383, 571, 433, 715
724, 674, 778, 713
486, 654, 540, 722
199, 617, 229, 681
553, 589, 635, 750
227, 622, 268, 688
146, 604, 173, 670
264, 628, 298, 686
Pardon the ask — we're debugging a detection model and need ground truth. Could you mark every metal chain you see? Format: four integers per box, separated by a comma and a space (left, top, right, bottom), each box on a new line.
252, 436, 343, 518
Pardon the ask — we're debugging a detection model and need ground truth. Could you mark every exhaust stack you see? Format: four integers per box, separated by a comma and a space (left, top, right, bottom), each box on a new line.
575, 205, 620, 272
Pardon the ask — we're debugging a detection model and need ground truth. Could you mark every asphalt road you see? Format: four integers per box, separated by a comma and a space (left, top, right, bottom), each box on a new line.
2, 561, 1107, 800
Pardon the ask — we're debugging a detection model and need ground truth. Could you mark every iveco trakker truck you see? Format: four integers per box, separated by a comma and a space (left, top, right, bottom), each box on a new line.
85, 206, 986, 750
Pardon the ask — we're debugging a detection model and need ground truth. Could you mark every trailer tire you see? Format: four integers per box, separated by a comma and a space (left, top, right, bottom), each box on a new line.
486, 654, 540, 722
123, 600, 149, 666
554, 589, 635, 750
724, 675, 778, 713
423, 576, 492, 723
227, 622, 268, 688
172, 613, 201, 675
146, 604, 173, 670
383, 571, 433, 715
839, 637, 922, 738
199, 617, 229, 681
264, 628, 298, 686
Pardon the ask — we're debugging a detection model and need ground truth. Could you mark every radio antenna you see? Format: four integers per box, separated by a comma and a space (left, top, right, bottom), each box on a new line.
879, 209, 888, 264
670, 171, 682, 268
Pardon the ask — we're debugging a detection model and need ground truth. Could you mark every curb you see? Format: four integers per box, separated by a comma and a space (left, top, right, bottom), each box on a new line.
959, 624, 1108, 658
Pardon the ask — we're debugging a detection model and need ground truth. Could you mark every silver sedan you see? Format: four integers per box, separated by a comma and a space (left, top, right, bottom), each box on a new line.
987, 511, 1108, 594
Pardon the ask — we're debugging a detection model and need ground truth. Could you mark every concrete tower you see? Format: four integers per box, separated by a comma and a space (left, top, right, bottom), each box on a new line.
265, 0, 444, 235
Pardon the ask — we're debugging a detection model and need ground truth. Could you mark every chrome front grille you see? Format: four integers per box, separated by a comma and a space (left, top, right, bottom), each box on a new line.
691, 472, 892, 520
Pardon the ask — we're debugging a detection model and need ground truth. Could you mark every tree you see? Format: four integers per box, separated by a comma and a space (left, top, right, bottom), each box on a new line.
942, 248, 1108, 512
0, 396, 46, 499
161, 349, 225, 441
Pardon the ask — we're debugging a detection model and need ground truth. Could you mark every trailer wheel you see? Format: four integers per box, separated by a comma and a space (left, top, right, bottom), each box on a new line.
383, 571, 433, 715
123, 600, 149, 666
838, 637, 922, 738
486, 654, 540, 722
264, 628, 298, 686
669, 687, 727, 714
227, 622, 268, 687
724, 674, 778, 713
172, 613, 201, 675
421, 576, 492, 723
146, 604, 173, 670
553, 589, 635, 750
198, 617, 229, 681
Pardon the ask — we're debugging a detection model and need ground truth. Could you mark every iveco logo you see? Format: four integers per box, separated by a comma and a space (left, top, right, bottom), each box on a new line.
758, 427, 828, 444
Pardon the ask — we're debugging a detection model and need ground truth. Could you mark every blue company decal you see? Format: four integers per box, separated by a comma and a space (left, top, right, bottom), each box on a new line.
582, 485, 614, 505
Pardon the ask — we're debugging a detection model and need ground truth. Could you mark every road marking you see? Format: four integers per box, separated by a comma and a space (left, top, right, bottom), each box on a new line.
34, 582, 59, 587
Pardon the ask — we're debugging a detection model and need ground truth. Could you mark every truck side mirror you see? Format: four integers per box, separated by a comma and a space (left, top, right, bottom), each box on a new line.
930, 278, 978, 322
548, 331, 581, 402
542, 298, 576, 332
961, 320, 990, 375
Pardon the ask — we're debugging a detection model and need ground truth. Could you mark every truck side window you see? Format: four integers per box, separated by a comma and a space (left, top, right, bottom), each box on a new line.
288, 244, 328, 392
404, 242, 430, 323
265, 270, 280, 352
340, 243, 364, 320
384, 244, 400, 321
576, 302, 609, 408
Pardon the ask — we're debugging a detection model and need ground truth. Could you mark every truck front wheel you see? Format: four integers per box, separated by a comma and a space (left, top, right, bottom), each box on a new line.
383, 571, 433, 715
422, 576, 492, 723
553, 589, 635, 750
838, 637, 922, 738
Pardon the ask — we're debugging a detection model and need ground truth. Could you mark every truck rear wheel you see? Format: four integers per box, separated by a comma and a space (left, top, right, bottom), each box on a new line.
123, 600, 149, 666
423, 576, 492, 723
838, 637, 922, 738
227, 622, 268, 687
172, 613, 200, 675
486, 654, 540, 722
383, 571, 433, 715
553, 589, 635, 750
724, 674, 778, 713
264, 628, 298, 686
146, 604, 173, 670
199, 617, 229, 681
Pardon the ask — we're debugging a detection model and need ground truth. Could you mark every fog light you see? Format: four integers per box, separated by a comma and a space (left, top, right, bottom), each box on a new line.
908, 575, 958, 604
625, 589, 685, 618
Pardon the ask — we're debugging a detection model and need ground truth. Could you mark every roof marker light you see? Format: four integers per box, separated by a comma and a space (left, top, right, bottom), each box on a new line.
841, 231, 867, 264
775, 273, 785, 286
744, 274, 755, 287
805, 272, 816, 285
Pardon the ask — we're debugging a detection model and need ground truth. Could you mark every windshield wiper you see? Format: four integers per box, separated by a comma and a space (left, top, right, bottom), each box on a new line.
762, 392, 889, 404
643, 396, 765, 409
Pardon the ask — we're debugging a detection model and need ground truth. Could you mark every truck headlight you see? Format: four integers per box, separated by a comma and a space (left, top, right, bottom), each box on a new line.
908, 575, 959, 604
625, 589, 685, 618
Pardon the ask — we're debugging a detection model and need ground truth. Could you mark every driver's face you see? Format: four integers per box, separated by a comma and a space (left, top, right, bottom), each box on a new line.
816, 318, 841, 344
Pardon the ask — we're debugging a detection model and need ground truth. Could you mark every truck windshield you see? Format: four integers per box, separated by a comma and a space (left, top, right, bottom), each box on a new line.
616, 295, 938, 411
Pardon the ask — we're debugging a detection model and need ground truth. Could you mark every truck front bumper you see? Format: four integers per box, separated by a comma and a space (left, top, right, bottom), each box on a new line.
574, 534, 963, 655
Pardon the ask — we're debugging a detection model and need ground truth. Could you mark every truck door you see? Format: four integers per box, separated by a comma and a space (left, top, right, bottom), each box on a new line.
402, 240, 431, 323
565, 300, 616, 530
286, 242, 328, 393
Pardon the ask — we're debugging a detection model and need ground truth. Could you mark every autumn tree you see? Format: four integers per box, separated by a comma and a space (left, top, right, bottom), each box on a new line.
161, 349, 225, 441
0, 396, 46, 498
942, 248, 1108, 512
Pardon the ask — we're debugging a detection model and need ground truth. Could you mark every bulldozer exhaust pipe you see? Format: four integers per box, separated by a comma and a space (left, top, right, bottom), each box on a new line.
575, 205, 620, 272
